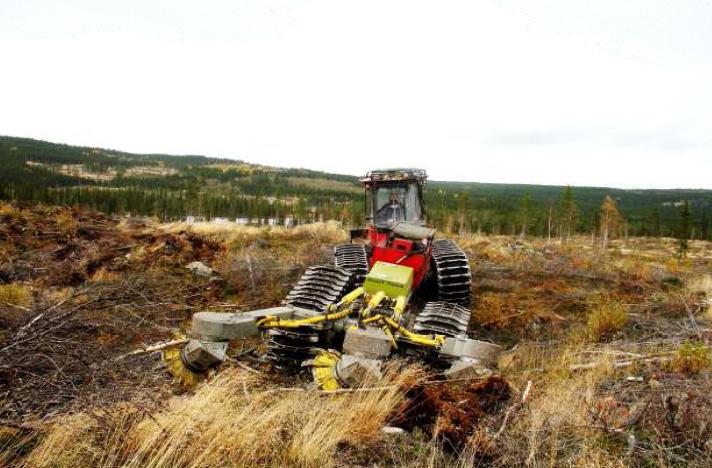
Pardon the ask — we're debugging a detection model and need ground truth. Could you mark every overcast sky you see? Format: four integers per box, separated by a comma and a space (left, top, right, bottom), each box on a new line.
1, 0, 711, 189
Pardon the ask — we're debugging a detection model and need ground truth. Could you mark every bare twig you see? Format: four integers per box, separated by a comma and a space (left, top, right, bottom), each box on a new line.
231, 360, 262, 375
115, 338, 189, 361
0, 300, 31, 312
494, 380, 532, 439
680, 294, 703, 341
569, 353, 679, 371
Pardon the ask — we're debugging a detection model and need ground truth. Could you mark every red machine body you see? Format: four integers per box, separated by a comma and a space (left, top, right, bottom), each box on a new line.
367, 226, 430, 288
359, 169, 433, 289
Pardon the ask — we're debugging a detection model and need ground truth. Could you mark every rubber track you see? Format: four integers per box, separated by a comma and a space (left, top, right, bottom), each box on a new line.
334, 244, 369, 285
284, 265, 353, 312
267, 265, 352, 370
431, 239, 472, 306
413, 301, 471, 337
263, 327, 320, 371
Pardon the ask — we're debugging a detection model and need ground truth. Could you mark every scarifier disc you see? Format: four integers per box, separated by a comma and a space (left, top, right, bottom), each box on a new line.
263, 326, 321, 370
162, 345, 209, 387
303, 349, 343, 390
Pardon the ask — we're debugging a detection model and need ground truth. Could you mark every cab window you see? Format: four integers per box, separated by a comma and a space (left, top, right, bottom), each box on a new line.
373, 183, 422, 227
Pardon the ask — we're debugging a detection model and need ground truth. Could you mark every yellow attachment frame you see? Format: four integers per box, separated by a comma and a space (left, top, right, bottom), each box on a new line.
360, 291, 386, 318
256, 283, 443, 351
362, 314, 446, 348
393, 295, 407, 321
256, 287, 364, 329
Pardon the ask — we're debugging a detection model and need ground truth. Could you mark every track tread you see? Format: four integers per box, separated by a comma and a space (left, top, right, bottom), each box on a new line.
413, 301, 471, 337
284, 265, 352, 312
430, 239, 472, 306
267, 265, 352, 370
334, 244, 369, 285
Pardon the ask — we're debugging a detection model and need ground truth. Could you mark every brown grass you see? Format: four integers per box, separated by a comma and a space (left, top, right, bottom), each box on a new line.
11, 365, 421, 468
90, 267, 121, 283
55, 210, 79, 237
670, 342, 711, 375
0, 283, 32, 307
492, 343, 621, 467
585, 296, 628, 342
0, 202, 22, 220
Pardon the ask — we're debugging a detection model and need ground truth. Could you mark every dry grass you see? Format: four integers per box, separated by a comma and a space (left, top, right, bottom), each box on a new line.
158, 221, 347, 265
160, 220, 262, 238
0, 283, 31, 307
585, 296, 628, 342
688, 274, 712, 295
670, 342, 711, 375
493, 344, 622, 467
54, 210, 78, 237
688, 274, 712, 323
90, 267, 121, 283
472, 294, 510, 328
160, 220, 345, 241
0, 202, 22, 220
11, 365, 421, 468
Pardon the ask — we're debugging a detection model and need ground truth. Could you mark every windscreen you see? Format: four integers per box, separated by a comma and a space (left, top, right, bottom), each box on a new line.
372, 182, 423, 228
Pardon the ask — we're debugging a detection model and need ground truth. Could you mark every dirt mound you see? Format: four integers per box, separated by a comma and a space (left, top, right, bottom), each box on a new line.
394, 376, 511, 450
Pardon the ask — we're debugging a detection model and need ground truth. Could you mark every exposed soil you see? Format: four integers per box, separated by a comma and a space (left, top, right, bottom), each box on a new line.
394, 376, 511, 450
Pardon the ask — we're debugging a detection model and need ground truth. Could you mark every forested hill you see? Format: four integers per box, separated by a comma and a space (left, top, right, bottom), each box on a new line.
1, 135, 711, 239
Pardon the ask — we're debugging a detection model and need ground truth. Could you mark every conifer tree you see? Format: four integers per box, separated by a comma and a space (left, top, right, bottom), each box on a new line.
650, 206, 661, 237
675, 201, 691, 259
557, 186, 577, 243
457, 191, 472, 233
518, 191, 532, 238
700, 209, 708, 240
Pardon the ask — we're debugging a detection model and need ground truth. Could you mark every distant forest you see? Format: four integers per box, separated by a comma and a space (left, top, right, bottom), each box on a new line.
1, 135, 711, 240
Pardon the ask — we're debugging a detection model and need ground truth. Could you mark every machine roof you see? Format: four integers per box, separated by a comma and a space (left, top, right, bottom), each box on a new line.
360, 168, 427, 184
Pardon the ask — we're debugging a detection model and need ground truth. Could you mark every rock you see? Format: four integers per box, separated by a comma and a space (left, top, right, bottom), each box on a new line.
380, 426, 406, 436
335, 354, 383, 387
444, 358, 492, 380
186, 261, 214, 278
180, 339, 228, 372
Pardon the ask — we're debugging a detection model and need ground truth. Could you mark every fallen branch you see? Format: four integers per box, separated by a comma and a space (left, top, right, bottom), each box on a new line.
115, 338, 189, 361
0, 300, 31, 312
0, 298, 100, 354
680, 294, 704, 341
231, 360, 262, 375
494, 380, 532, 439
567, 350, 695, 372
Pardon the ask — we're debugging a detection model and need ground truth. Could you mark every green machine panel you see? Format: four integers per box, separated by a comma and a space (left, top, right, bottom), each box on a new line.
363, 261, 413, 298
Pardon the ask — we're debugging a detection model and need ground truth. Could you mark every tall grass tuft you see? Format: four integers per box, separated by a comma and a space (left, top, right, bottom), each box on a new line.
0, 283, 31, 307
14, 365, 422, 468
670, 341, 710, 375
586, 296, 627, 342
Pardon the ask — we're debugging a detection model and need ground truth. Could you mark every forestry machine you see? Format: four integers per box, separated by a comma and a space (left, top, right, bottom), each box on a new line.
164, 169, 501, 389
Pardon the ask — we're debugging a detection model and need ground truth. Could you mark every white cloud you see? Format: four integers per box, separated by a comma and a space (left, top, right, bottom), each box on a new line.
1, 0, 711, 188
